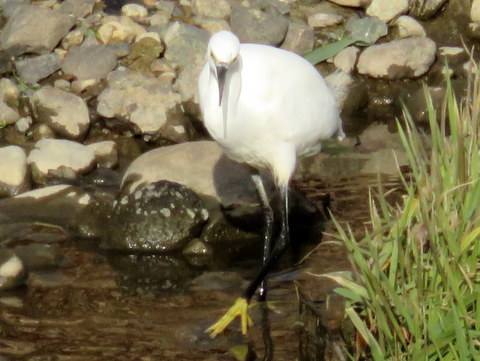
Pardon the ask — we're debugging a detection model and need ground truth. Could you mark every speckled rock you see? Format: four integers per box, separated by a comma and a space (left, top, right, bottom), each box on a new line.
230, 3, 289, 46
357, 37, 436, 79
15, 53, 62, 84
31, 86, 90, 140
62, 45, 117, 80
0, 5, 74, 56
281, 22, 314, 55
97, 69, 188, 139
0, 146, 29, 197
27, 139, 96, 183
0, 248, 26, 291
103, 181, 209, 252
366, 0, 408, 23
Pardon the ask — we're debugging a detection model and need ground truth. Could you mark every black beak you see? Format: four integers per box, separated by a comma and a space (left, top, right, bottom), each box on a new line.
216, 64, 228, 106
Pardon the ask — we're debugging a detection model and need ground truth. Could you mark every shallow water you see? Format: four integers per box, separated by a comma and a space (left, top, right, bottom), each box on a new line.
0, 174, 403, 361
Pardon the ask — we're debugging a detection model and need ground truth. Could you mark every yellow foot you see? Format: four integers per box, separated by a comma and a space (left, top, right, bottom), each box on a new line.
206, 297, 253, 338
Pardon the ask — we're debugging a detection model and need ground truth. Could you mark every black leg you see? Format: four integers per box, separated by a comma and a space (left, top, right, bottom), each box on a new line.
251, 173, 274, 301
243, 183, 290, 301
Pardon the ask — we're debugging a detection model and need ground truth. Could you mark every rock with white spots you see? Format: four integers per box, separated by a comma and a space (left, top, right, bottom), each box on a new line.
31, 86, 90, 140
0, 146, 29, 198
281, 22, 314, 55
27, 139, 96, 184
97, 69, 188, 140
86, 141, 118, 168
308, 12, 344, 28
103, 181, 209, 252
191, 0, 231, 19
366, 0, 408, 23
334, 46, 359, 73
393, 16, 426, 38
0, 5, 74, 56
0, 248, 26, 291
357, 37, 436, 79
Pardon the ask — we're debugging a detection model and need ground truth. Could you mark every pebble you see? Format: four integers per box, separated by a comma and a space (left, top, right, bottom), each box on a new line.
366, 0, 408, 23
333, 46, 359, 74
393, 15, 426, 38
0, 248, 26, 291
307, 12, 344, 28
15, 53, 62, 84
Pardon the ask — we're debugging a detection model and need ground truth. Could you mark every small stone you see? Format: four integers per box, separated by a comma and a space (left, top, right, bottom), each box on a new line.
281, 23, 314, 55
473, 0, 480, 23
149, 10, 171, 26
366, 0, 408, 23
334, 46, 359, 73
308, 12, 344, 28
61, 29, 85, 50
393, 15, 426, 38
191, 0, 231, 19
16, 116, 33, 133
0, 146, 29, 197
27, 139, 96, 184
326, 0, 371, 7
15, 53, 62, 84
98, 16, 146, 44
0, 101, 20, 125
195, 17, 231, 35
31, 86, 90, 140
0, 248, 26, 290
122, 3, 148, 18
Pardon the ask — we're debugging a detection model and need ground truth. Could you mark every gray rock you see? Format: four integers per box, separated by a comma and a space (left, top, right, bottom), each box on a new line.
59, 0, 96, 18
161, 21, 209, 69
0, 145, 29, 198
31, 86, 90, 140
281, 22, 314, 55
1, 0, 29, 18
230, 3, 289, 45
62, 45, 118, 80
97, 69, 188, 139
103, 181, 209, 252
121, 141, 272, 206
15, 53, 62, 84
191, 0, 231, 19
13, 244, 60, 270
189, 271, 245, 291
0, 5, 75, 56
27, 140, 96, 183
357, 37, 436, 79
0, 247, 26, 290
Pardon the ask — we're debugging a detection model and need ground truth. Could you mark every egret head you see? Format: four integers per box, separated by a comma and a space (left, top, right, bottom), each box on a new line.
208, 31, 240, 106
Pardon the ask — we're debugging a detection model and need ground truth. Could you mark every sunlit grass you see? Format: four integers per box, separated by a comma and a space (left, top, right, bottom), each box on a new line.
322, 71, 480, 360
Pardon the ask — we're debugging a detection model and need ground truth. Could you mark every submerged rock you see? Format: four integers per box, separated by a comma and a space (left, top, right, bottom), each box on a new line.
103, 181, 209, 252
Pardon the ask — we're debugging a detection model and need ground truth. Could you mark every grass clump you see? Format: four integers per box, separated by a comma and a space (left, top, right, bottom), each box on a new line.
325, 73, 480, 360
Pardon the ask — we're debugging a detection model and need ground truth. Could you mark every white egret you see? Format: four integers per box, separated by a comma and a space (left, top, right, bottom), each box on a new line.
198, 30, 347, 338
